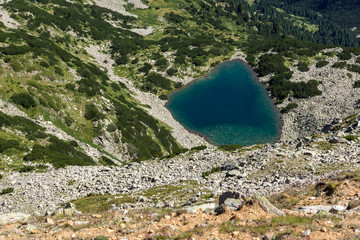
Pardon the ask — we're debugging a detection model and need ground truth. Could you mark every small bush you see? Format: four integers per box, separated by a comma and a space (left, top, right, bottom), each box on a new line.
332, 61, 347, 69
64, 116, 74, 126
315, 60, 329, 68
191, 145, 207, 151
54, 66, 64, 76
281, 103, 298, 113
219, 144, 242, 151
65, 83, 75, 90
297, 62, 309, 72
167, 67, 177, 76
354, 80, 360, 88
40, 61, 50, 68
159, 94, 168, 100
344, 135, 357, 141
0, 174, 3, 180
19, 165, 35, 173
10, 92, 37, 108
99, 156, 116, 166
84, 103, 104, 121
0, 187, 14, 195
202, 166, 221, 177
10, 62, 23, 72
106, 124, 117, 132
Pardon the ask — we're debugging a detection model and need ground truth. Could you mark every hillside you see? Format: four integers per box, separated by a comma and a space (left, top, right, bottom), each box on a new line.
0, 0, 360, 239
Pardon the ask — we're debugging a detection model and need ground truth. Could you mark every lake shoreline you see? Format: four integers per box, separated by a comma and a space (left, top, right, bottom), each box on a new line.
165, 59, 283, 147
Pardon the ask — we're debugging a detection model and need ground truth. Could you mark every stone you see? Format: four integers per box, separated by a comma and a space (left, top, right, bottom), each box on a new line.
302, 229, 311, 236
347, 199, 360, 210
329, 137, 340, 143
321, 227, 327, 232
46, 217, 55, 225
219, 191, 240, 205
214, 205, 226, 215
224, 198, 244, 211
354, 229, 360, 233
221, 161, 238, 171
226, 170, 242, 178
74, 220, 89, 226
0, 212, 30, 225
322, 124, 333, 133
255, 194, 284, 215
298, 205, 345, 214
262, 235, 271, 240
26, 224, 37, 234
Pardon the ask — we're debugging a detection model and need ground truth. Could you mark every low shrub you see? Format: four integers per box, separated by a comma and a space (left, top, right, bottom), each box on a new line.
281, 103, 298, 113
10, 92, 37, 108
0, 187, 14, 195
315, 60, 329, 68
297, 62, 309, 72
354, 80, 360, 88
84, 103, 104, 121
219, 144, 242, 151
191, 145, 207, 151
159, 94, 168, 100
19, 165, 35, 173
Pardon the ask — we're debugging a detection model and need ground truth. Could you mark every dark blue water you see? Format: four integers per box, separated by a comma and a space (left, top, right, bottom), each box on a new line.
166, 60, 281, 146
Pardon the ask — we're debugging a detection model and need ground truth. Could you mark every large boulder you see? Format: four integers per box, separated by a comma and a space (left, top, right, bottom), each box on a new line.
224, 198, 244, 210
347, 199, 360, 210
219, 191, 240, 205
255, 194, 284, 215
221, 161, 238, 171
0, 212, 30, 225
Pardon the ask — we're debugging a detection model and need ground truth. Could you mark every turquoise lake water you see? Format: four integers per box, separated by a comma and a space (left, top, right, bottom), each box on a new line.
166, 60, 281, 146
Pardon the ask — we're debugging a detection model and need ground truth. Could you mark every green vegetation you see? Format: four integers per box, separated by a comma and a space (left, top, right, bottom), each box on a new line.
219, 144, 242, 152
297, 62, 309, 72
281, 103, 298, 113
10, 92, 37, 109
23, 136, 96, 168
202, 166, 221, 177
316, 60, 329, 68
84, 104, 104, 121
344, 135, 357, 142
190, 145, 207, 151
354, 80, 360, 88
0, 187, 14, 195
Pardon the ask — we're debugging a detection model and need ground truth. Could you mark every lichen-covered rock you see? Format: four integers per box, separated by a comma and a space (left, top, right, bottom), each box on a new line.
0, 212, 30, 225
255, 194, 284, 215
224, 198, 244, 210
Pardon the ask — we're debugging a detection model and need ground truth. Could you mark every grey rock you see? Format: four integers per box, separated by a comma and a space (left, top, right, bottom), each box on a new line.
226, 170, 242, 178
219, 191, 240, 205
0, 212, 30, 225
255, 194, 284, 215
26, 224, 37, 233
347, 199, 360, 210
322, 124, 333, 133
221, 161, 238, 171
74, 220, 89, 226
302, 229, 311, 236
298, 205, 345, 214
224, 198, 244, 210
329, 137, 340, 143
214, 205, 225, 215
